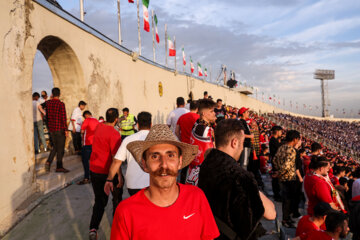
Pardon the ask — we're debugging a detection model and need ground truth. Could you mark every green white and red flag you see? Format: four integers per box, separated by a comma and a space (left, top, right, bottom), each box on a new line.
198, 63, 203, 76
204, 68, 208, 77
182, 48, 186, 65
190, 57, 194, 73
142, 0, 150, 32
128, 0, 134, 3
168, 37, 176, 56
154, 14, 159, 43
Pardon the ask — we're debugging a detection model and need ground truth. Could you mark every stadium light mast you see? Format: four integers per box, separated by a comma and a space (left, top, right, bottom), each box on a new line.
314, 69, 335, 118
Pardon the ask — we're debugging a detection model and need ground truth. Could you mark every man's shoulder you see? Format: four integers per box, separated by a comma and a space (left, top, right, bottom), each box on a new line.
123, 130, 148, 144
116, 190, 145, 212
179, 184, 206, 198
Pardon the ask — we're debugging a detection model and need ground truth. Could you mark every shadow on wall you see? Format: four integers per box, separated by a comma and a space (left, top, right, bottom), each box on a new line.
153, 110, 165, 125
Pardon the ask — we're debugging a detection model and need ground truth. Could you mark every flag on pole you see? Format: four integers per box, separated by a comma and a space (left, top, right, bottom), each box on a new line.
142, 0, 150, 32
190, 57, 194, 73
154, 14, 159, 43
182, 48, 186, 65
204, 68, 208, 77
198, 63, 203, 76
128, 0, 134, 3
168, 37, 176, 56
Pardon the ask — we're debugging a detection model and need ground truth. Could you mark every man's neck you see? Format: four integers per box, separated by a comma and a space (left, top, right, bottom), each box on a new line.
53, 96, 59, 100
190, 110, 197, 113
138, 127, 150, 131
105, 121, 116, 127
177, 105, 185, 109
200, 118, 211, 125
310, 216, 324, 228
145, 183, 179, 207
217, 146, 236, 160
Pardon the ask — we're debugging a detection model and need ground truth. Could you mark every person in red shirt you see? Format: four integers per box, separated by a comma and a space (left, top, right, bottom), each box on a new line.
42, 87, 69, 173
175, 100, 199, 144
295, 202, 333, 239
305, 211, 349, 240
77, 111, 99, 185
304, 156, 341, 216
111, 124, 219, 240
88, 108, 122, 240
186, 99, 216, 186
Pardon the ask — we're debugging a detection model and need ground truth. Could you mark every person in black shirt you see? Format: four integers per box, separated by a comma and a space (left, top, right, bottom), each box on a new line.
269, 125, 283, 201
214, 99, 227, 124
238, 107, 254, 168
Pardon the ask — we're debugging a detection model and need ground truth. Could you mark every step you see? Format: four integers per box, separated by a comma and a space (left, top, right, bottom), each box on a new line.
36, 155, 81, 176
35, 150, 73, 165
36, 161, 84, 195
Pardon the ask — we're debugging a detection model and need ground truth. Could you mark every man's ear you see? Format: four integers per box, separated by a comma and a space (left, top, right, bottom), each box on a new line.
141, 158, 149, 173
178, 156, 183, 170
230, 137, 238, 149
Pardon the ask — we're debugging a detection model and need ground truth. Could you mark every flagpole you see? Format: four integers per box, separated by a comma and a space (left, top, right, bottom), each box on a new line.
80, 0, 84, 21
174, 36, 177, 71
117, 0, 122, 44
151, 10, 155, 62
137, 0, 141, 55
210, 66, 212, 82
165, 24, 168, 67
182, 45, 185, 72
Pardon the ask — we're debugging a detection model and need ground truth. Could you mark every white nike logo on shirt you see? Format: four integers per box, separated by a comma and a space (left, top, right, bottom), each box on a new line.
183, 213, 195, 219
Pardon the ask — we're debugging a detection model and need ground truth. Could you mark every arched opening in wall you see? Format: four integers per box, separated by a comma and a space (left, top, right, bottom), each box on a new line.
32, 35, 86, 178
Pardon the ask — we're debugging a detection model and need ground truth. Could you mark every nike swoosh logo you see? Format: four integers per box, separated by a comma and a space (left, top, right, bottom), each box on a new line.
183, 213, 195, 219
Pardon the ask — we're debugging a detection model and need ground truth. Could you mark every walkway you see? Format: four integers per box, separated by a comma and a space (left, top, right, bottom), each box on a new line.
4, 173, 282, 240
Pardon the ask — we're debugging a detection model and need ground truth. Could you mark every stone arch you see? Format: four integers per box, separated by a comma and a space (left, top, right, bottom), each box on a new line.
36, 35, 86, 114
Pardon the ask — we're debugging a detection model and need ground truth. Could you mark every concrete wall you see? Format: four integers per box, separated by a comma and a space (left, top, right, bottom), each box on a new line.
0, 0, 358, 224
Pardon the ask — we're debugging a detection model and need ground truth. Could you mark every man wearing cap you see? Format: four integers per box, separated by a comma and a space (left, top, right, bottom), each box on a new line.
110, 124, 220, 240
238, 107, 254, 168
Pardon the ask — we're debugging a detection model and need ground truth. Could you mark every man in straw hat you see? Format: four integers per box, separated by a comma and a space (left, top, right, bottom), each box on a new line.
110, 124, 220, 240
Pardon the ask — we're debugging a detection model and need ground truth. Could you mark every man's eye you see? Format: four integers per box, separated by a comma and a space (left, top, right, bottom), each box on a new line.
151, 155, 159, 160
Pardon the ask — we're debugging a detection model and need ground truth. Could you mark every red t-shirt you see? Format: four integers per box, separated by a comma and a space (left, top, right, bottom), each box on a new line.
81, 117, 100, 146
305, 230, 333, 240
89, 123, 121, 174
304, 174, 333, 215
296, 215, 320, 240
177, 112, 199, 143
111, 184, 219, 240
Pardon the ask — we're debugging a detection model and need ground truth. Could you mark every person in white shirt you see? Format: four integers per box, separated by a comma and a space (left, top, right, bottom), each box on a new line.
352, 174, 360, 198
68, 101, 87, 152
104, 112, 152, 196
166, 97, 189, 135
32, 92, 47, 153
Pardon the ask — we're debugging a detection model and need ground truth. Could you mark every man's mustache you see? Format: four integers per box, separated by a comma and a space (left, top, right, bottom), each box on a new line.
153, 167, 178, 177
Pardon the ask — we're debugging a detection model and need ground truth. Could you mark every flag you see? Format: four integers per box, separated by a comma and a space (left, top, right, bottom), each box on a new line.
204, 68, 208, 77
182, 48, 186, 65
154, 14, 159, 43
128, 0, 134, 3
168, 37, 176, 56
142, 0, 150, 32
198, 63, 203, 76
190, 57, 194, 73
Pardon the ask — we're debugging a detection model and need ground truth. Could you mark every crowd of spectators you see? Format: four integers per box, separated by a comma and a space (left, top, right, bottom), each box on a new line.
32, 88, 360, 240
272, 113, 360, 156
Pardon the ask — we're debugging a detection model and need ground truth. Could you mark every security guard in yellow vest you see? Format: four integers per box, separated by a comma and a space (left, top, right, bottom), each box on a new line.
119, 107, 137, 140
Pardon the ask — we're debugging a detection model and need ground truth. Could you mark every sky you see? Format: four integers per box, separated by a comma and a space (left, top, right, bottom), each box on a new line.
32, 0, 360, 118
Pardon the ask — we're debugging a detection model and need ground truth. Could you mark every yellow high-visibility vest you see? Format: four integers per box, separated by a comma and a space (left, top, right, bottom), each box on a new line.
120, 114, 136, 136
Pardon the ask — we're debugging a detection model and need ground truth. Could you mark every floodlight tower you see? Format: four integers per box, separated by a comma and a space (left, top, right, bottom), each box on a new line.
314, 69, 335, 117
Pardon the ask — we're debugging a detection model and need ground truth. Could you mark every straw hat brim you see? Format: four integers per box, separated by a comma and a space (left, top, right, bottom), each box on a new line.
127, 140, 198, 170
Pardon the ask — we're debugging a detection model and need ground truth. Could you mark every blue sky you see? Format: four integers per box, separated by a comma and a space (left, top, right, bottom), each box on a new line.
32, 0, 360, 117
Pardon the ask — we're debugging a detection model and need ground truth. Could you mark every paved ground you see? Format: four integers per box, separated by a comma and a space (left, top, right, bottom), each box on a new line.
3, 172, 285, 240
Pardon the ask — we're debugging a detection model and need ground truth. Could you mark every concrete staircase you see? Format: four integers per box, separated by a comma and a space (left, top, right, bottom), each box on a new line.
35, 151, 84, 194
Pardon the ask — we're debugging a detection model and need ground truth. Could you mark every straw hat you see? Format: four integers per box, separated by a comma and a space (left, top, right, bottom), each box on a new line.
127, 124, 198, 170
